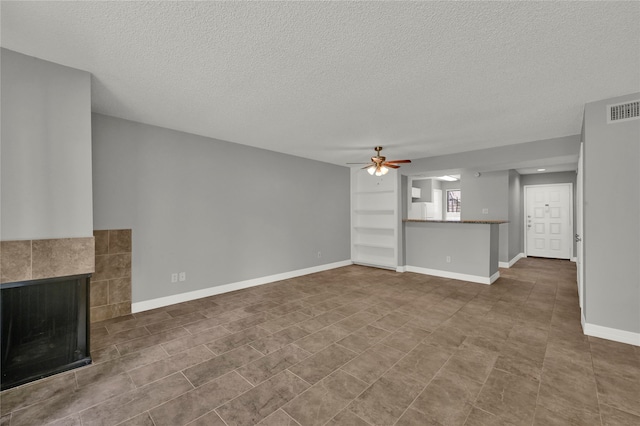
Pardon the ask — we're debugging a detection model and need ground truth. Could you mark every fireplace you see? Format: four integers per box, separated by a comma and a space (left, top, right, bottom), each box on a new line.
1, 274, 91, 390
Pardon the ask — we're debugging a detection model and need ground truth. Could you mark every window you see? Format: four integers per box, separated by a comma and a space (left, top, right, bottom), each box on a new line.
447, 190, 461, 213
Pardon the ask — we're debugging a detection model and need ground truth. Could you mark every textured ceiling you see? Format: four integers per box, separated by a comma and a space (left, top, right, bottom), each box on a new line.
2, 1, 639, 167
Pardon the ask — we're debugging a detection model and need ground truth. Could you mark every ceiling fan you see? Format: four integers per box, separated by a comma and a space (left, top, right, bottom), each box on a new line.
347, 146, 411, 176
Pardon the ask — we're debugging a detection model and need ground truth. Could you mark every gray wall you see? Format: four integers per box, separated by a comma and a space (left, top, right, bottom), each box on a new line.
1, 49, 93, 240
411, 178, 433, 202
460, 170, 510, 263
508, 170, 523, 259
92, 114, 351, 303
584, 92, 640, 334
405, 222, 498, 278
402, 135, 581, 176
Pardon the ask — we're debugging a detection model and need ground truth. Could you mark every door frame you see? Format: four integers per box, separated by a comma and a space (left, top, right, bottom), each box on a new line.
523, 183, 574, 260
576, 143, 584, 310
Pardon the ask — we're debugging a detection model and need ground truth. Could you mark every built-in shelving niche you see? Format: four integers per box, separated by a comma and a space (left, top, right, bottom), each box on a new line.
350, 169, 399, 270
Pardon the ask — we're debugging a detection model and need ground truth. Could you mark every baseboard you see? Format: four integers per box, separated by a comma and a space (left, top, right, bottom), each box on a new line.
405, 265, 500, 285
571, 257, 577, 262
499, 253, 525, 269
131, 260, 353, 313
583, 322, 640, 347
396, 266, 406, 273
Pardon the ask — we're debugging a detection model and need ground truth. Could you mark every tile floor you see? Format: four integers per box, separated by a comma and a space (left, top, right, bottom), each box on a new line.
1, 258, 639, 425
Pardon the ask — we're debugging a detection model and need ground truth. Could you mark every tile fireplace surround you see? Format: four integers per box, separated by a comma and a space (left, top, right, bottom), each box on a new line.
0, 238, 95, 284
91, 230, 132, 323
0, 230, 132, 324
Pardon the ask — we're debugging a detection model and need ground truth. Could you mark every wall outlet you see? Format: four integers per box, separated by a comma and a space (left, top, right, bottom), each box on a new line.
317, 251, 322, 259
171, 273, 178, 283
179, 272, 186, 282
482, 208, 489, 214
446, 256, 451, 263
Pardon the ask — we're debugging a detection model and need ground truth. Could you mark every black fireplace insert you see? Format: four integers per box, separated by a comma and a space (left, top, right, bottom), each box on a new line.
1, 274, 91, 390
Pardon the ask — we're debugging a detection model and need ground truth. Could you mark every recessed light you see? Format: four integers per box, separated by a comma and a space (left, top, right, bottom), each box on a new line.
537, 168, 546, 172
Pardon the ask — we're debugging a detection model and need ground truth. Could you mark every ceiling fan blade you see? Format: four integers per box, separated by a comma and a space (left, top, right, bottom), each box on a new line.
360, 164, 374, 170
385, 160, 412, 164
385, 164, 400, 169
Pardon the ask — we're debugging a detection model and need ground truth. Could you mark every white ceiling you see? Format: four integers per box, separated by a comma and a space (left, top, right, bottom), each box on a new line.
2, 1, 639, 167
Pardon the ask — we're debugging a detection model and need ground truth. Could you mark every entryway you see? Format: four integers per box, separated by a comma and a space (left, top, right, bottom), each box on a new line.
524, 183, 573, 260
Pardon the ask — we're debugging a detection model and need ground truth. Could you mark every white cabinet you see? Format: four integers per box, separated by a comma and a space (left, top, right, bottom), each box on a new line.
351, 168, 399, 270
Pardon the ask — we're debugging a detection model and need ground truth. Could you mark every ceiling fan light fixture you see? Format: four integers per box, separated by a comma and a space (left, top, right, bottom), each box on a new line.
367, 165, 376, 175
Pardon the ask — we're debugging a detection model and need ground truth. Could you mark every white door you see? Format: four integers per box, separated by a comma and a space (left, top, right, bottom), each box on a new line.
525, 183, 573, 259
576, 144, 584, 309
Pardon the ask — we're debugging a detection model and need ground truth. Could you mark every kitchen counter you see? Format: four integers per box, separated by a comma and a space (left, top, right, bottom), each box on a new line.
404, 219, 508, 224
403, 220, 502, 284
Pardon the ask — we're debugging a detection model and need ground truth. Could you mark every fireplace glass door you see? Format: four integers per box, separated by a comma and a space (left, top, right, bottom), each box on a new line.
1, 274, 91, 390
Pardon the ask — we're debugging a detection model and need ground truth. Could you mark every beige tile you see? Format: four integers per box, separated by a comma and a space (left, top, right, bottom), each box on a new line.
93, 230, 109, 256
183, 344, 263, 387
90, 280, 109, 307
206, 326, 271, 355
393, 343, 453, 385
32, 237, 95, 279
117, 412, 155, 426
115, 327, 189, 355
0, 239, 31, 283
297, 310, 347, 334
595, 373, 640, 416
341, 343, 405, 385
347, 369, 424, 426
150, 371, 252, 426
225, 311, 276, 333
293, 324, 349, 354
10, 373, 135, 425
283, 370, 368, 426
337, 325, 390, 353
380, 326, 431, 353
93, 254, 110, 282
108, 229, 131, 254
599, 403, 640, 426
237, 344, 311, 386
129, 345, 215, 387
259, 311, 310, 334
216, 370, 309, 426
442, 345, 498, 384
161, 325, 230, 355
80, 373, 192, 426
257, 409, 300, 426
108, 277, 131, 304
186, 410, 228, 426
107, 253, 132, 279
327, 409, 370, 426
288, 344, 357, 385
532, 404, 601, 426
474, 369, 539, 425
0, 371, 76, 415
409, 369, 482, 425
333, 311, 381, 334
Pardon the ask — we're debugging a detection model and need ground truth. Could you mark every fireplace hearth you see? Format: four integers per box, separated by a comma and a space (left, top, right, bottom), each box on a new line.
1, 274, 91, 390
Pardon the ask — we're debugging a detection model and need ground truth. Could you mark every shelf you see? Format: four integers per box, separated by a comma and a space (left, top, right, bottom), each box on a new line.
353, 260, 397, 270
354, 242, 395, 249
353, 226, 395, 231
354, 190, 395, 195
354, 209, 394, 215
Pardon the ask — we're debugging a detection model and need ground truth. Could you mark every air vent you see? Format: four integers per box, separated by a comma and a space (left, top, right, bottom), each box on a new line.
607, 101, 639, 123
